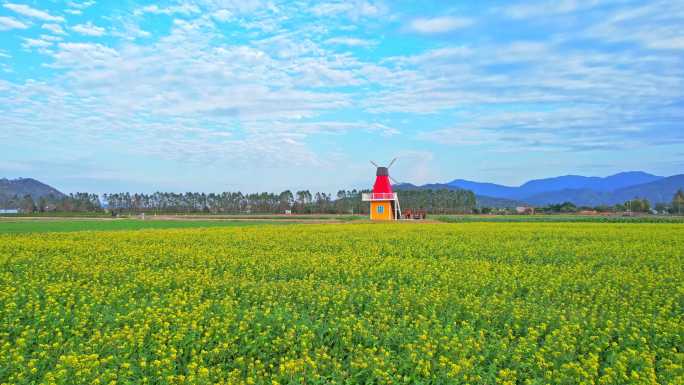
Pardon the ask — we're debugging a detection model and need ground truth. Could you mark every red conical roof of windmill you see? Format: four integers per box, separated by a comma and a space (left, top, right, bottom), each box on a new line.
372, 167, 393, 194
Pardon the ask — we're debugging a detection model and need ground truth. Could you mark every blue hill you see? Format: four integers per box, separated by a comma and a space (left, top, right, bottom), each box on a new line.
400, 171, 683, 207
447, 171, 663, 200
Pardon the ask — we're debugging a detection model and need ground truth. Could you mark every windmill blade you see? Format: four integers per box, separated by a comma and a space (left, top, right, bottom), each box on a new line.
387, 157, 397, 168
370, 160, 380, 168
390, 176, 400, 185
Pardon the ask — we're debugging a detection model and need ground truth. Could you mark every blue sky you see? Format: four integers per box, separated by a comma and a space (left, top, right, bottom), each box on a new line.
1, 0, 683, 193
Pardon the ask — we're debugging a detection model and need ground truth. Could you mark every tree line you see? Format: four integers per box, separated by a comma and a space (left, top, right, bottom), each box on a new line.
4, 189, 682, 215
531, 190, 684, 214
1, 193, 101, 213
1, 189, 477, 215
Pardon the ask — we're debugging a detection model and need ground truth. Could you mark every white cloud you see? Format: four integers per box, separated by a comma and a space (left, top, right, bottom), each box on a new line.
502, 0, 600, 19
42, 23, 66, 35
311, 2, 353, 16
0, 12, 394, 170
311, 1, 386, 19
67, 1, 96, 10
51, 42, 118, 66
65, 1, 95, 15
325, 37, 376, 47
357, 1, 383, 17
364, 36, 684, 159
250, 120, 399, 137
391, 46, 472, 66
39, 34, 63, 42
417, 107, 666, 153
50, 30, 336, 111
3, 3, 64, 22
409, 16, 473, 34
292, 58, 363, 87
22, 38, 52, 49
192, 0, 265, 15
392, 150, 437, 185
2, 0, 683, 182
584, 1, 684, 51
72, 22, 106, 36
136, 3, 200, 16
212, 9, 233, 22
0, 16, 28, 30
111, 21, 150, 40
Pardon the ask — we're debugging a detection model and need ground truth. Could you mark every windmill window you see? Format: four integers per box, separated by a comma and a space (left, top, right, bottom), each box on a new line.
377, 205, 384, 214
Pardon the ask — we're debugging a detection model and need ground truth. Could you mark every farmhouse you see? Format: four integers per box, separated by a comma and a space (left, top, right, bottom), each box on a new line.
515, 206, 535, 215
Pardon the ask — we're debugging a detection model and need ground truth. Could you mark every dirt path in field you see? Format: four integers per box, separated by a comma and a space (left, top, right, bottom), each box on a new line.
0, 215, 445, 224
0, 217, 119, 222
0, 215, 360, 224
150, 215, 355, 223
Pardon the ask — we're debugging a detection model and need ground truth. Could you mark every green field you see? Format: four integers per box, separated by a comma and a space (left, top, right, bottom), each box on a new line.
0, 212, 366, 220
0, 219, 291, 234
436, 214, 684, 223
1, 222, 682, 384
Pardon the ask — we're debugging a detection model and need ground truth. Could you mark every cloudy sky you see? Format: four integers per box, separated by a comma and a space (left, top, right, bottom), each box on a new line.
1, 0, 683, 193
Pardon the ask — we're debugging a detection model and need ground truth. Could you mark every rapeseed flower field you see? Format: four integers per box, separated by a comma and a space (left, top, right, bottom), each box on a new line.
1, 223, 682, 384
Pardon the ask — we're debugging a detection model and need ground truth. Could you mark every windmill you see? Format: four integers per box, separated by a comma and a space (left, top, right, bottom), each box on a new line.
362, 158, 402, 220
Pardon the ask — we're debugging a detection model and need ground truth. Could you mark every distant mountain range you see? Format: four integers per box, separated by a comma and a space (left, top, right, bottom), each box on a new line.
0, 178, 65, 201
396, 172, 684, 207
3, 172, 683, 209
